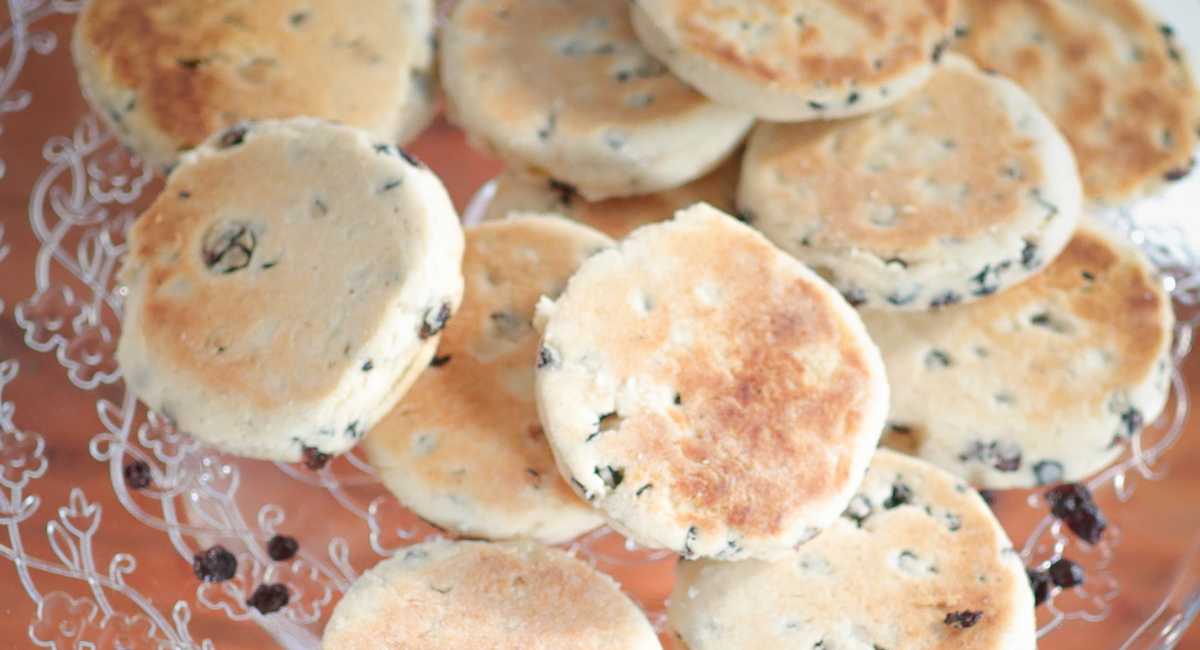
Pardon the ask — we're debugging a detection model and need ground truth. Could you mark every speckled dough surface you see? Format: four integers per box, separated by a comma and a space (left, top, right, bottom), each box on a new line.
862, 217, 1174, 489
484, 153, 741, 239
440, 0, 754, 201
740, 54, 1082, 312
670, 449, 1036, 650
630, 0, 957, 121
117, 119, 465, 463
71, 0, 435, 170
534, 203, 890, 559
954, 0, 1200, 203
320, 540, 663, 650
364, 215, 610, 544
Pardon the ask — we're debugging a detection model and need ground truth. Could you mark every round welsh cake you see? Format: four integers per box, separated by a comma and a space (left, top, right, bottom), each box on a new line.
954, 0, 1200, 203
630, 0, 957, 121
739, 54, 1083, 311
71, 0, 436, 170
484, 153, 742, 240
440, 0, 754, 200
534, 203, 890, 559
862, 217, 1175, 489
364, 215, 611, 544
670, 449, 1036, 650
320, 540, 662, 650
118, 118, 465, 463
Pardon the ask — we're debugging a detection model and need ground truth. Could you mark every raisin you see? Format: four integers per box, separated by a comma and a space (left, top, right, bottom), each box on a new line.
682, 526, 699, 557
1028, 569, 1052, 606
1046, 483, 1107, 544
925, 350, 951, 367
548, 179, 575, 207
808, 100, 826, 111
193, 546, 237, 582
842, 494, 872, 527
361, 360, 374, 371
536, 346, 559, 369
419, 303, 452, 339
266, 535, 299, 561
398, 149, 424, 168
595, 466, 624, 490
970, 265, 1002, 296
1165, 158, 1195, 181
943, 610, 982, 628
1021, 240, 1039, 269
991, 441, 1022, 472
246, 583, 289, 614
202, 221, 255, 273
1120, 407, 1144, 438
1048, 558, 1085, 588
302, 446, 331, 471
885, 290, 919, 306
217, 125, 248, 148
841, 288, 867, 308
846, 92, 860, 105
931, 39, 950, 63
929, 291, 961, 309
1033, 461, 1064, 486
430, 355, 452, 367
123, 460, 152, 489
883, 483, 911, 509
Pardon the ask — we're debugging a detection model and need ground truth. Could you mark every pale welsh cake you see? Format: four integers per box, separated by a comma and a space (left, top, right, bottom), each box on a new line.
483, 153, 741, 239
364, 214, 611, 544
534, 203, 890, 560
954, 0, 1200, 203
439, 0, 754, 200
630, 0, 958, 121
670, 449, 1036, 650
71, 0, 436, 170
117, 118, 464, 463
320, 540, 663, 650
863, 217, 1174, 489
739, 54, 1083, 312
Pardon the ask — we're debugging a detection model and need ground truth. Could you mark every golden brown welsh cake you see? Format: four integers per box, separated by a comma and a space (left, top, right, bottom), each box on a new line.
71, 0, 436, 169
534, 203, 890, 560
117, 119, 464, 463
320, 540, 663, 650
954, 0, 1200, 203
630, 0, 958, 121
364, 214, 611, 544
484, 153, 742, 239
863, 217, 1174, 489
739, 54, 1083, 312
670, 449, 1036, 650
440, 0, 754, 200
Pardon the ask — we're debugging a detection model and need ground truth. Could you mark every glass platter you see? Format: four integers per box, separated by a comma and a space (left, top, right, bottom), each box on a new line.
3, 1, 1200, 649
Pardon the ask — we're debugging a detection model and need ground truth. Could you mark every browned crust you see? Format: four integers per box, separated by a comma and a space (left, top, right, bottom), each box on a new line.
453, 0, 714, 135
324, 542, 656, 649
747, 60, 1048, 252
127, 127, 419, 411
955, 0, 1200, 201
78, 0, 419, 151
368, 218, 608, 523
673, 0, 953, 87
557, 214, 877, 539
